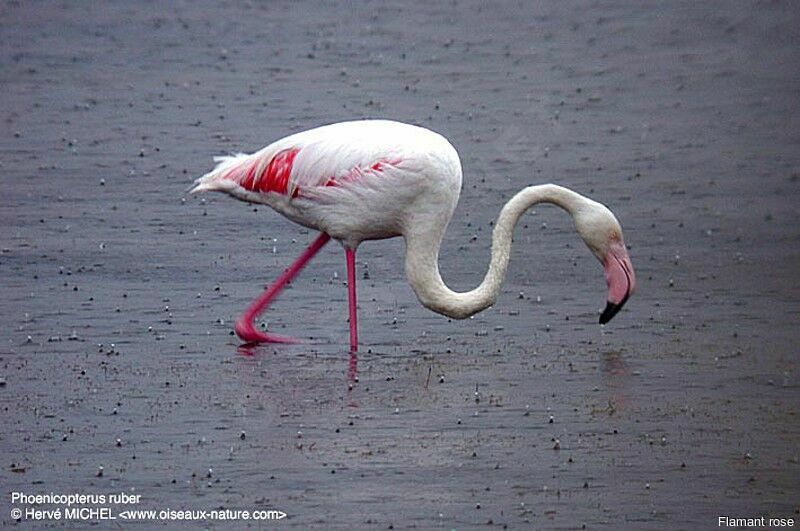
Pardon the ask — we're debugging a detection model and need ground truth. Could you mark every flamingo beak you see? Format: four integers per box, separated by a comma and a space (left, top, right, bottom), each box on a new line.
599, 240, 635, 324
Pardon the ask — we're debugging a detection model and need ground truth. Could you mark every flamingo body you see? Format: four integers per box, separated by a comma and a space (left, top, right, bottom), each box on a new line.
191, 120, 636, 351
192, 120, 462, 248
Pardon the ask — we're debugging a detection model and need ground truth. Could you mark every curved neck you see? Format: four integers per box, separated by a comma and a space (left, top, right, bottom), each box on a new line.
404, 184, 589, 319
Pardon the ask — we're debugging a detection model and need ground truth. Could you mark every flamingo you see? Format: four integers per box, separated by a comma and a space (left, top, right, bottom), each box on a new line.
190, 120, 635, 352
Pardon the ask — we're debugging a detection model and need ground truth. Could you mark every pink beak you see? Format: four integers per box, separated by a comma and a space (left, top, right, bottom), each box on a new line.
600, 240, 636, 324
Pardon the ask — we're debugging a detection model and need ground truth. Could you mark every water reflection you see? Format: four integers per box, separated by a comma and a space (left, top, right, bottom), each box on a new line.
602, 350, 630, 410
347, 351, 358, 383
236, 343, 360, 385
236, 342, 259, 357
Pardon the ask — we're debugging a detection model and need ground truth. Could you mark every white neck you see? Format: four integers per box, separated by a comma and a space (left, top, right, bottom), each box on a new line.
403, 183, 590, 319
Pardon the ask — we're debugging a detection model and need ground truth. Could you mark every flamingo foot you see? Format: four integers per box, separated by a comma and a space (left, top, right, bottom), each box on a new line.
231, 232, 330, 347
234, 318, 301, 344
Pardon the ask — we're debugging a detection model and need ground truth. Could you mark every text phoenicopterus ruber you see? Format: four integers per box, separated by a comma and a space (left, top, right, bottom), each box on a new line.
190, 120, 635, 352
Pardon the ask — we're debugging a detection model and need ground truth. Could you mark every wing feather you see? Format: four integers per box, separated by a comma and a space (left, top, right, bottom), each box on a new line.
190, 120, 437, 199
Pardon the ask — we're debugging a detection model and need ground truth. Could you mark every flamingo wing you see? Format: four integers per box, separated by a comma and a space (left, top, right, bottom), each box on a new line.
190, 121, 408, 200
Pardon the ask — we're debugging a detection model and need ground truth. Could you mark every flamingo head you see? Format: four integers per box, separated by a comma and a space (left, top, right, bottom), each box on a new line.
574, 203, 636, 324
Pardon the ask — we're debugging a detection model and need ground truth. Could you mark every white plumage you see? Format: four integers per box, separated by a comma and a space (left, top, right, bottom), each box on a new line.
191, 120, 461, 246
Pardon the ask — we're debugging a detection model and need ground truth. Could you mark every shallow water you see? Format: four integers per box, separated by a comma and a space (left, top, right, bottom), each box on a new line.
1, 1, 799, 528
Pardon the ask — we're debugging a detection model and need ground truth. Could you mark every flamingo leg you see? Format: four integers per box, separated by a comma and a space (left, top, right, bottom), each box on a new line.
345, 247, 358, 352
235, 233, 331, 344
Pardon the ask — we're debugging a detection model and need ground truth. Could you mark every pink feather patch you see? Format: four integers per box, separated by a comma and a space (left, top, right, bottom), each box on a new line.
220, 147, 300, 196
293, 158, 401, 198
257, 148, 300, 194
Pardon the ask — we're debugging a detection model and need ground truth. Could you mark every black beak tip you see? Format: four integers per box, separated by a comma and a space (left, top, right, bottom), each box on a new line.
599, 301, 622, 324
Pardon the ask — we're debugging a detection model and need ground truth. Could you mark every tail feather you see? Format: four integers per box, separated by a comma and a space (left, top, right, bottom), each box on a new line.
188, 152, 251, 194
188, 145, 300, 196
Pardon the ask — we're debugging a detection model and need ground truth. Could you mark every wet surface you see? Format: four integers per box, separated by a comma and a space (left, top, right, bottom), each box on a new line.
1, 1, 799, 528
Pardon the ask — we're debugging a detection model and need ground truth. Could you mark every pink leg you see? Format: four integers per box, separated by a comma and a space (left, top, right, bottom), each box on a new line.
345, 247, 358, 352
235, 233, 330, 344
